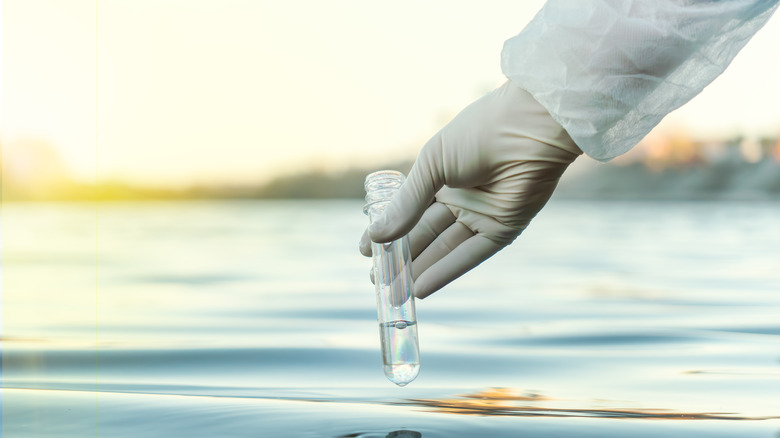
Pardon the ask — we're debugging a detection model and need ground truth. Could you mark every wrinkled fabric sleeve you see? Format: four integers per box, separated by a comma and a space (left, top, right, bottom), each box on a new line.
501, 0, 779, 161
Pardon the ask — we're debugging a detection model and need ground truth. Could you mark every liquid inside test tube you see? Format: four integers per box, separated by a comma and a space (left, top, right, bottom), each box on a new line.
379, 319, 420, 385
364, 171, 421, 386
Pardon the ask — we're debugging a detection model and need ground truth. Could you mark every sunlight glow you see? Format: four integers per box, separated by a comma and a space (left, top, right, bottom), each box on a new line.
2, 0, 779, 190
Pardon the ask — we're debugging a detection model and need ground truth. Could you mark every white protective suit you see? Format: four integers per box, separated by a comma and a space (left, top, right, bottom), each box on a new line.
502, 0, 779, 161
361, 0, 779, 299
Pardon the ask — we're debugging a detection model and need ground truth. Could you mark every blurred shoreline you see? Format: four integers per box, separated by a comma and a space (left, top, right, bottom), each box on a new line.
2, 133, 779, 202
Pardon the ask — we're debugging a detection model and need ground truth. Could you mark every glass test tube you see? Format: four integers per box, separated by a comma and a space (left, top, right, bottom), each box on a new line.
363, 170, 421, 386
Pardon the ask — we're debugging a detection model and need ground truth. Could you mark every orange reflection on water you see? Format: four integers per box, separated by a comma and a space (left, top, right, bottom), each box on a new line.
400, 387, 779, 421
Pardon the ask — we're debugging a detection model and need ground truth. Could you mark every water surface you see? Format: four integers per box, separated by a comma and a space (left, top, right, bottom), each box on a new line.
3, 199, 780, 437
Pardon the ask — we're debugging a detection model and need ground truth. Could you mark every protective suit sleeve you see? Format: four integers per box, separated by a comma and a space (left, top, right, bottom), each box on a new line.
501, 0, 779, 161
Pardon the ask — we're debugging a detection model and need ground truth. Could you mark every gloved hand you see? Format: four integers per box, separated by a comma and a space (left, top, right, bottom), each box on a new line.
359, 80, 582, 299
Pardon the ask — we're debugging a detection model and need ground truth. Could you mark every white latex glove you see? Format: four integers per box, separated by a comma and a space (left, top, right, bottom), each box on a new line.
360, 80, 582, 299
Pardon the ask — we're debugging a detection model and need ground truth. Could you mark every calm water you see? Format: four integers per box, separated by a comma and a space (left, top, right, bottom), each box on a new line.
2, 199, 780, 437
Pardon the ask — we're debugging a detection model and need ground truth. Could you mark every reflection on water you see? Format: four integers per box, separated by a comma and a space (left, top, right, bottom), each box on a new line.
386, 431, 422, 438
339, 431, 422, 438
400, 388, 779, 420
2, 200, 780, 437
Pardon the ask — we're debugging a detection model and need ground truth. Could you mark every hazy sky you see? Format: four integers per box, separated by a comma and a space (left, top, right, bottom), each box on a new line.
2, 1, 779, 187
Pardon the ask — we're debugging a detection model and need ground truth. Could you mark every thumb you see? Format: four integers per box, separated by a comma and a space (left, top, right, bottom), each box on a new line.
369, 133, 446, 243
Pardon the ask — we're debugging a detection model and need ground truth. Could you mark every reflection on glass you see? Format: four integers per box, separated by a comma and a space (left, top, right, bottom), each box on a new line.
363, 171, 421, 387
